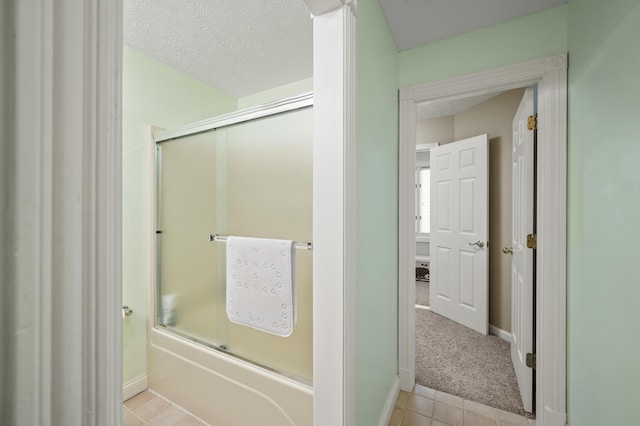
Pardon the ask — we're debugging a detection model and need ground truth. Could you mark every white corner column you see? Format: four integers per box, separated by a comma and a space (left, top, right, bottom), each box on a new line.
11, 1, 123, 425
398, 97, 417, 392
308, 1, 357, 425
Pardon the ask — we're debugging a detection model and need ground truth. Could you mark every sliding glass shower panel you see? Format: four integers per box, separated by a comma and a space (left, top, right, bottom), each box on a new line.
157, 131, 221, 346
219, 107, 313, 381
155, 105, 313, 382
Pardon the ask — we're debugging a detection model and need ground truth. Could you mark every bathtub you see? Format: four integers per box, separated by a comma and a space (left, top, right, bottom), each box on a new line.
148, 327, 313, 425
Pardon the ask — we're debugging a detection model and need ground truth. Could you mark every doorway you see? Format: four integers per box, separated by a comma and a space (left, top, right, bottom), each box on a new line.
412, 89, 533, 416
398, 55, 567, 425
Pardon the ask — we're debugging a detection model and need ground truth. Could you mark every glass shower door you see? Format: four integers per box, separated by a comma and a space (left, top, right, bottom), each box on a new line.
156, 131, 223, 346
219, 107, 313, 381
155, 106, 313, 382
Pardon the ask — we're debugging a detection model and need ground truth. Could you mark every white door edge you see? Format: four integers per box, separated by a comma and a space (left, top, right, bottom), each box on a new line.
510, 87, 535, 412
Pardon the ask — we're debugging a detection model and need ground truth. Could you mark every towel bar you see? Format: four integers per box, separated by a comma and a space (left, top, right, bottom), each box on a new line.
208, 234, 313, 251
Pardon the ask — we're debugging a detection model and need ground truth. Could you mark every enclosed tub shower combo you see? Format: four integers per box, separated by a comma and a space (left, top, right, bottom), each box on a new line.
149, 94, 313, 425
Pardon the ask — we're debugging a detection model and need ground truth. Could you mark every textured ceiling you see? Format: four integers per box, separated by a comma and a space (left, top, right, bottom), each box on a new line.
124, 0, 566, 99
123, 0, 313, 98
379, 0, 567, 51
417, 92, 504, 120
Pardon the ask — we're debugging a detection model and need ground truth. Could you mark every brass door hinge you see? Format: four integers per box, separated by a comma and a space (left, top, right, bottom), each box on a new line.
527, 233, 537, 249
528, 114, 537, 130
526, 353, 536, 369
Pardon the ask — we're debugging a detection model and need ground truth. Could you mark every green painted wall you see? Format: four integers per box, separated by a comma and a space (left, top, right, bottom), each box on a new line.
567, 0, 640, 424
122, 46, 236, 384
398, 5, 568, 88
355, 1, 399, 425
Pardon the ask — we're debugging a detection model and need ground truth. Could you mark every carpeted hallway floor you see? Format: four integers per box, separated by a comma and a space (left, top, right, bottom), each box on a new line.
415, 281, 533, 418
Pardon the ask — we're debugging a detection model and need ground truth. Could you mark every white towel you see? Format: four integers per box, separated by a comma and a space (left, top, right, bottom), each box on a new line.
225, 236, 296, 337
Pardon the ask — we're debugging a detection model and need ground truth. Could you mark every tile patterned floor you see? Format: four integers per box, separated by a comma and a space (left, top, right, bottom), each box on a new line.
125, 384, 534, 425
123, 390, 208, 426
389, 384, 535, 426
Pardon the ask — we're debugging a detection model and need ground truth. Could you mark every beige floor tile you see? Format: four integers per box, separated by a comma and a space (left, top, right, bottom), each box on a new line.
124, 390, 155, 411
407, 394, 435, 417
396, 391, 411, 409
464, 410, 498, 426
134, 396, 171, 421
464, 400, 496, 420
415, 384, 436, 400
495, 409, 529, 426
436, 391, 464, 409
402, 411, 432, 426
146, 405, 189, 425
433, 402, 464, 426
388, 406, 404, 426
122, 407, 144, 426
391, 386, 529, 426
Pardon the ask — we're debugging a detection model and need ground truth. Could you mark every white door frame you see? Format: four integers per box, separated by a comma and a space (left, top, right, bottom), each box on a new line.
10, 0, 356, 425
398, 55, 567, 426
10, 0, 123, 424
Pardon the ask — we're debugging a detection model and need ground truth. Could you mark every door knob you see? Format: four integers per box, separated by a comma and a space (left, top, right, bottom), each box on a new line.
502, 247, 513, 255
468, 241, 485, 248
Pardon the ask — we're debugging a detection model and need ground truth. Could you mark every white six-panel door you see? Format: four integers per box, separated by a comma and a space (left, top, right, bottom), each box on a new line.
510, 88, 535, 413
430, 134, 489, 335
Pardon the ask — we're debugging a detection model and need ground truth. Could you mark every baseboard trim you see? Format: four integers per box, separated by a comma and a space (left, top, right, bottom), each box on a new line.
399, 367, 414, 392
489, 325, 513, 343
122, 374, 148, 402
378, 376, 400, 426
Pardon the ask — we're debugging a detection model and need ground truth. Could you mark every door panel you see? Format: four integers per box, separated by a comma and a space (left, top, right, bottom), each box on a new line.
430, 134, 489, 335
510, 88, 535, 412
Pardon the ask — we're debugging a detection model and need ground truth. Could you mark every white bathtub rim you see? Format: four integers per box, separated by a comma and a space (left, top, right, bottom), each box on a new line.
150, 326, 313, 394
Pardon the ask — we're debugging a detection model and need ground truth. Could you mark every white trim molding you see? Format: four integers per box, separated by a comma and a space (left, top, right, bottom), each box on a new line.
312, 4, 357, 426
535, 54, 568, 426
378, 377, 401, 426
398, 54, 567, 426
399, 96, 417, 391
122, 375, 149, 403
489, 325, 513, 344
0, 0, 14, 421
11, 0, 122, 424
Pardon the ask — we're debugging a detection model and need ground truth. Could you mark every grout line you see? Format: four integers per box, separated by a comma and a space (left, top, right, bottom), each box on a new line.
123, 405, 147, 424
144, 389, 211, 426
394, 387, 530, 426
